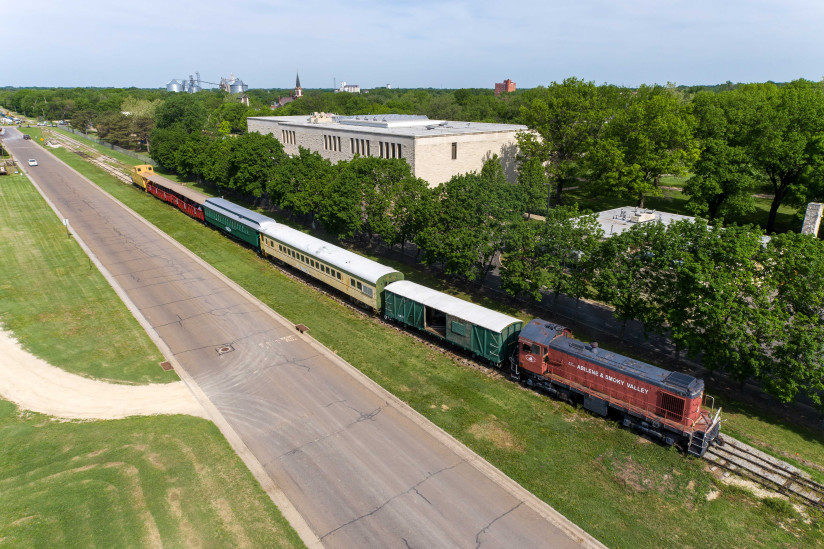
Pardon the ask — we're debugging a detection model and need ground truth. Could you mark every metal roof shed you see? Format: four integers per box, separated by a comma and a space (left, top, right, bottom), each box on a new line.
383, 281, 522, 364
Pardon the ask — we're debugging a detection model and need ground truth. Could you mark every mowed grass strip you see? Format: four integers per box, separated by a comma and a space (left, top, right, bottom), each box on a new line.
31, 135, 824, 548
0, 400, 304, 548
0, 174, 168, 384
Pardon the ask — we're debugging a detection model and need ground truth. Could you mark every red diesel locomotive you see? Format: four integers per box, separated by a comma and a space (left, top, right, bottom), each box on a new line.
514, 319, 721, 456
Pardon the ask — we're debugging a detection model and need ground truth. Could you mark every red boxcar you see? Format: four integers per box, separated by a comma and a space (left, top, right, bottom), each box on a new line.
515, 319, 720, 456
146, 180, 205, 222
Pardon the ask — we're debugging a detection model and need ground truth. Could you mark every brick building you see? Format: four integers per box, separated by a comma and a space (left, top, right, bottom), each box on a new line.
494, 79, 516, 96
247, 113, 526, 186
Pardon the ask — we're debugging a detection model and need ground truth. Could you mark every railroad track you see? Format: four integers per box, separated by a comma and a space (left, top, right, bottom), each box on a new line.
705, 435, 824, 509
44, 131, 132, 184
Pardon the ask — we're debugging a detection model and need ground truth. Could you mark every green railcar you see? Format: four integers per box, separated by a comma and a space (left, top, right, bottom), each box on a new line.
384, 281, 522, 365
202, 197, 274, 251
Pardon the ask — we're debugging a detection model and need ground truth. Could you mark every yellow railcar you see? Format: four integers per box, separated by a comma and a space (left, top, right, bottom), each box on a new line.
129, 164, 154, 190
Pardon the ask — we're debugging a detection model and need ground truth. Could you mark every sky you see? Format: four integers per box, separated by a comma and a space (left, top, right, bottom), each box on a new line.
7, 0, 824, 89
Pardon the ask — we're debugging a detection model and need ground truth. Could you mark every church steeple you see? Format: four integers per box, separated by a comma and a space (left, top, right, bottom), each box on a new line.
295, 71, 303, 98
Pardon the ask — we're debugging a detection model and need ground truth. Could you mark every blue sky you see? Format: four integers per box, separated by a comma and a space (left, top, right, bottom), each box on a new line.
8, 0, 824, 89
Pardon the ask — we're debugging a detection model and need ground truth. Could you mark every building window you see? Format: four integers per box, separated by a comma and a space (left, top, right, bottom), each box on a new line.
452, 142, 457, 160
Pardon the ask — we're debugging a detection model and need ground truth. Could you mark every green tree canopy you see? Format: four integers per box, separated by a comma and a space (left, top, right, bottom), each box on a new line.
588, 85, 698, 208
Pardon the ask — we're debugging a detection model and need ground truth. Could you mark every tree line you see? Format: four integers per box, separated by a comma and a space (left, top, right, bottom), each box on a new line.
4, 80, 822, 235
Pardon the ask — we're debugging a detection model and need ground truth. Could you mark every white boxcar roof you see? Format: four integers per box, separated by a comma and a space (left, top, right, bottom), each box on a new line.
384, 280, 521, 333
260, 223, 400, 284
204, 197, 275, 229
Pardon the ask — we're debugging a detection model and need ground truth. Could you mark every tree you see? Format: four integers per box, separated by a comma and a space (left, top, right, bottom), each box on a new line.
357, 157, 413, 242
683, 91, 757, 220
500, 219, 556, 301
149, 127, 189, 170
588, 85, 698, 208
734, 80, 824, 233
516, 156, 548, 217
317, 160, 364, 238
225, 133, 284, 198
174, 132, 211, 179
518, 78, 608, 205
416, 158, 521, 282
130, 115, 154, 152
760, 233, 824, 406
388, 175, 432, 255
95, 111, 132, 147
154, 93, 207, 133
270, 147, 336, 218
591, 224, 660, 341
70, 110, 96, 134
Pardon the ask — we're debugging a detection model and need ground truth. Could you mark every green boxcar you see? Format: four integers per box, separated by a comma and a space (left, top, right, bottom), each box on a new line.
384, 281, 523, 365
202, 197, 274, 251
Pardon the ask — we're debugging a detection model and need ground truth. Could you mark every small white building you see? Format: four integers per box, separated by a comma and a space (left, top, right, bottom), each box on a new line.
590, 207, 695, 237
335, 81, 361, 94
248, 113, 526, 186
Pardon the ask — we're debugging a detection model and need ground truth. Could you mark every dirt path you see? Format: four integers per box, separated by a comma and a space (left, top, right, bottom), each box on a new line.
0, 329, 207, 420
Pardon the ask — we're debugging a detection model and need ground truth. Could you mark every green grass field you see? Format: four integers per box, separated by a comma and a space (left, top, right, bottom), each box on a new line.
0, 159, 303, 546
24, 130, 824, 548
0, 174, 169, 384
0, 401, 303, 548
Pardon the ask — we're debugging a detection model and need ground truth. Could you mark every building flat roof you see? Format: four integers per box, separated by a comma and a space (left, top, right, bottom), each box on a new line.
248, 115, 527, 138
384, 280, 522, 333
585, 206, 770, 244
589, 207, 695, 237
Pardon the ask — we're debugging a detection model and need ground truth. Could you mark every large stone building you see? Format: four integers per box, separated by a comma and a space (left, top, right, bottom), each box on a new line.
247, 113, 527, 186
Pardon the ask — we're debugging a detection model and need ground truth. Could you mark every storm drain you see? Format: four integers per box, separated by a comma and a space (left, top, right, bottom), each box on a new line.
216, 344, 235, 356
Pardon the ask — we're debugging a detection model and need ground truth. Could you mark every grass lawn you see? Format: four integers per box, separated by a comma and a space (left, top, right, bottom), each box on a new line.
0, 400, 303, 548
26, 132, 824, 548
0, 174, 170, 384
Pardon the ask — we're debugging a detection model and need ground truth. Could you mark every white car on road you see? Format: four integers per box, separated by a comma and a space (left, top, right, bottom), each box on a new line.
28, 159, 38, 166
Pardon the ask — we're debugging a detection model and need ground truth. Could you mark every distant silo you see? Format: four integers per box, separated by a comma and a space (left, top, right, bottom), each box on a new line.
166, 79, 185, 93
229, 78, 248, 94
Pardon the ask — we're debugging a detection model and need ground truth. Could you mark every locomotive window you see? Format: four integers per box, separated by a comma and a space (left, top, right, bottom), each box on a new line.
336, 272, 342, 280
522, 343, 531, 353
531, 344, 541, 355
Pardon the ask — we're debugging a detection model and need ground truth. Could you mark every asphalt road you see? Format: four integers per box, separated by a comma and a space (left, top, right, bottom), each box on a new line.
3, 128, 602, 549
